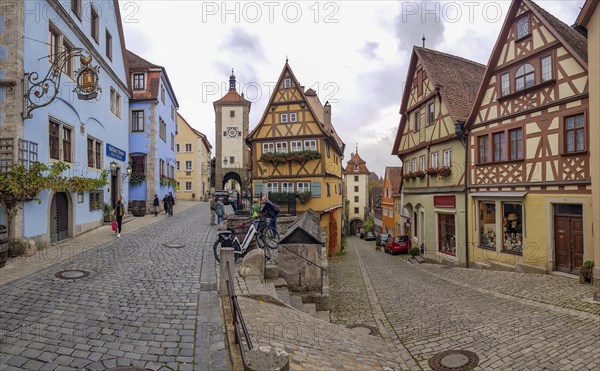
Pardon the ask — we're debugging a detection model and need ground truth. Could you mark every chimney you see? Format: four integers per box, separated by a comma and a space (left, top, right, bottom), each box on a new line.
324, 101, 331, 126
300, 85, 305, 92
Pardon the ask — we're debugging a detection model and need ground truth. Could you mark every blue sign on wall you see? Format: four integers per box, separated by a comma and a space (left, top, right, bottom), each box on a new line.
106, 143, 126, 161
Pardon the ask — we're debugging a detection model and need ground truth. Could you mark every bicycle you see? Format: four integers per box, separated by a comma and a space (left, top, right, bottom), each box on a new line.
256, 213, 280, 250
213, 216, 273, 263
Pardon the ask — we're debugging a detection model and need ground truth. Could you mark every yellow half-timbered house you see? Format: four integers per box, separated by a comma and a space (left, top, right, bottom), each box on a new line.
465, 0, 591, 275
393, 47, 485, 266
247, 62, 345, 256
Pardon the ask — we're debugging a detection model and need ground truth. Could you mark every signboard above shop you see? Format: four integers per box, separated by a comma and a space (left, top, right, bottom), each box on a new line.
106, 143, 126, 161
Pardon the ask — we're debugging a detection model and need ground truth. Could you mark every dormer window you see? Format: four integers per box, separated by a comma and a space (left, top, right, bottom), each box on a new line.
516, 15, 530, 40
354, 164, 359, 172
133, 73, 145, 90
515, 63, 535, 91
284, 78, 291, 88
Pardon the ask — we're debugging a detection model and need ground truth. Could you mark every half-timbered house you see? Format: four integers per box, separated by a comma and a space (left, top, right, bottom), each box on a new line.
465, 0, 591, 275
246, 62, 345, 256
393, 47, 485, 266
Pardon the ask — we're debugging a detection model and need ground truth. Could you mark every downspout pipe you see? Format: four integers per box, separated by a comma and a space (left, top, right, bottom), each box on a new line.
455, 120, 469, 268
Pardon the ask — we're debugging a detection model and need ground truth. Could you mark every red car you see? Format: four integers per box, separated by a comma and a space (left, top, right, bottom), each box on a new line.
384, 235, 411, 255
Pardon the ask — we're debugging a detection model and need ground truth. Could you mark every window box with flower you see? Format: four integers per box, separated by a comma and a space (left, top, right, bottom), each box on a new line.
261, 150, 321, 163
159, 175, 177, 188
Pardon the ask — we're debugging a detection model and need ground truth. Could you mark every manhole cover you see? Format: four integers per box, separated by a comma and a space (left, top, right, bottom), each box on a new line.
429, 349, 479, 371
55, 270, 90, 280
163, 243, 185, 248
347, 324, 378, 336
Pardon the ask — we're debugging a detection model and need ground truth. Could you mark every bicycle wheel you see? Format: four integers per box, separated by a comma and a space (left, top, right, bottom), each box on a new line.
262, 227, 280, 249
255, 234, 272, 261
213, 239, 241, 263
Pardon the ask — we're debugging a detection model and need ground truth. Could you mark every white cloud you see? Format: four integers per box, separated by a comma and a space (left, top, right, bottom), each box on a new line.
120, 0, 586, 178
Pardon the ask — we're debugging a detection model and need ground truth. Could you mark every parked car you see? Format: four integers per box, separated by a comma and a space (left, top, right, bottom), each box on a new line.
364, 231, 376, 241
384, 235, 411, 255
214, 190, 230, 204
376, 233, 391, 246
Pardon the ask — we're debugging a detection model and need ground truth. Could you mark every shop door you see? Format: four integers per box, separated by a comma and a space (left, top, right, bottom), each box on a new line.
554, 205, 584, 274
50, 192, 69, 243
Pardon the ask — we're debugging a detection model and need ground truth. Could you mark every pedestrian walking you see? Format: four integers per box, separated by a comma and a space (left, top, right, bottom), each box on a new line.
167, 192, 174, 216
113, 195, 125, 237
215, 198, 225, 225
162, 194, 171, 216
210, 196, 216, 225
261, 196, 280, 231
153, 194, 159, 216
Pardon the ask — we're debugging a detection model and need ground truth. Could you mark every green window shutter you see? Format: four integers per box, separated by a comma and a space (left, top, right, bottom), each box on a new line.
311, 182, 321, 198
254, 182, 263, 197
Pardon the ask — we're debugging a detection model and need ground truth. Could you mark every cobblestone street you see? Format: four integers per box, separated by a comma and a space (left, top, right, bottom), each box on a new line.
330, 236, 600, 370
0, 202, 229, 371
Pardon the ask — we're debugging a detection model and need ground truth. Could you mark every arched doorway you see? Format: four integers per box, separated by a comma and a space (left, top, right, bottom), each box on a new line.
222, 171, 245, 209
349, 218, 364, 236
50, 192, 69, 243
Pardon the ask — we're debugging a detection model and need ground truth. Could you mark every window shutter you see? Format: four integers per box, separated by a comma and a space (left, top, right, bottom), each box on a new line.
254, 182, 263, 197
311, 182, 321, 198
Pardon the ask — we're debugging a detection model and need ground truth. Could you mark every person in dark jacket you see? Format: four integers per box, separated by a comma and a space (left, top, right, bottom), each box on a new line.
162, 194, 171, 216
153, 194, 159, 216
167, 192, 174, 216
113, 195, 125, 237
261, 196, 280, 231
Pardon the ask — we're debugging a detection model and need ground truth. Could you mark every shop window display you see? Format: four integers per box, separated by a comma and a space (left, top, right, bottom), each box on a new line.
438, 214, 456, 256
502, 203, 523, 254
479, 202, 496, 248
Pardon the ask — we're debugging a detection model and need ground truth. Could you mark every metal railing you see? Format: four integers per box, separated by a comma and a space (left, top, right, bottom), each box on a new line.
224, 259, 253, 366
275, 242, 328, 295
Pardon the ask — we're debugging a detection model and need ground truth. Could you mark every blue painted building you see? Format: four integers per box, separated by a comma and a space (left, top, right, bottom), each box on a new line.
126, 50, 179, 215
0, 0, 130, 246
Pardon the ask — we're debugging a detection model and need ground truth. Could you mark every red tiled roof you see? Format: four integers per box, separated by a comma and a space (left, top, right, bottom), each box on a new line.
344, 152, 370, 175
214, 89, 251, 105
384, 166, 403, 194
525, 0, 587, 63
415, 47, 486, 121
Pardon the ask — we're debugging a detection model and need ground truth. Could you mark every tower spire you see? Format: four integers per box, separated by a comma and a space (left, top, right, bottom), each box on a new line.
422, 34, 426, 48
229, 69, 236, 91
356, 142, 358, 154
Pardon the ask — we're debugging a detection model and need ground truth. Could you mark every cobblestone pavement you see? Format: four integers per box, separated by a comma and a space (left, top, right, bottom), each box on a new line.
0, 202, 231, 371
332, 236, 600, 371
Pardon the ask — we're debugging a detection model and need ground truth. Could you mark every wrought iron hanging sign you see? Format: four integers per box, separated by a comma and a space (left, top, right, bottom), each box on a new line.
22, 48, 101, 119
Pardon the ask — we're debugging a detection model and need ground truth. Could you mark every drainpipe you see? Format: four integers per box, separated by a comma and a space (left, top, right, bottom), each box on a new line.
455, 121, 469, 268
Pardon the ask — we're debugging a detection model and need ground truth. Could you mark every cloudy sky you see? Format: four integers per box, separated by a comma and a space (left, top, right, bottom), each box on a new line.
119, 0, 585, 177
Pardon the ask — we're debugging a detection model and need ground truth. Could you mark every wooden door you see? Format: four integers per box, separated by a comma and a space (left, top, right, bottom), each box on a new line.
554, 214, 584, 274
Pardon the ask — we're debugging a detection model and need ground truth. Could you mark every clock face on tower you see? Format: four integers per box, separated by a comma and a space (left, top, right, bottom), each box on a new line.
226, 127, 239, 138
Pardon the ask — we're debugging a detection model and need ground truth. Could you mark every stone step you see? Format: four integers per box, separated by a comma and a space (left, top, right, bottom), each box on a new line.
315, 311, 330, 322
265, 264, 278, 280
275, 287, 291, 306
267, 277, 288, 288
289, 295, 304, 311
265, 283, 278, 298
301, 302, 317, 316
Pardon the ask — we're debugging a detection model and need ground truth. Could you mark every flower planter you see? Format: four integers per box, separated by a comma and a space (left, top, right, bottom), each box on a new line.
580, 267, 594, 284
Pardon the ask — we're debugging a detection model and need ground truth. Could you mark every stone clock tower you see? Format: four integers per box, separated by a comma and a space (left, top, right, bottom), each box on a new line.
213, 70, 251, 193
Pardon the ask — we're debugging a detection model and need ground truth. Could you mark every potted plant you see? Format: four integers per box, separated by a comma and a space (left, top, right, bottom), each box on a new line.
580, 260, 594, 284
103, 203, 113, 223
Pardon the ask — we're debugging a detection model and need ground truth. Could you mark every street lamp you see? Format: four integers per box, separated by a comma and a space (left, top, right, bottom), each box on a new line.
22, 49, 101, 119
110, 161, 118, 176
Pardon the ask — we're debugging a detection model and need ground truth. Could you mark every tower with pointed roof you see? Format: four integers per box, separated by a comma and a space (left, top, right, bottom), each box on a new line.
246, 61, 346, 256
344, 146, 371, 235
213, 70, 251, 193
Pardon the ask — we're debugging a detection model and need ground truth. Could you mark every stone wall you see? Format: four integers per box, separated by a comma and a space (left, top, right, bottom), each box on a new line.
277, 243, 323, 291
